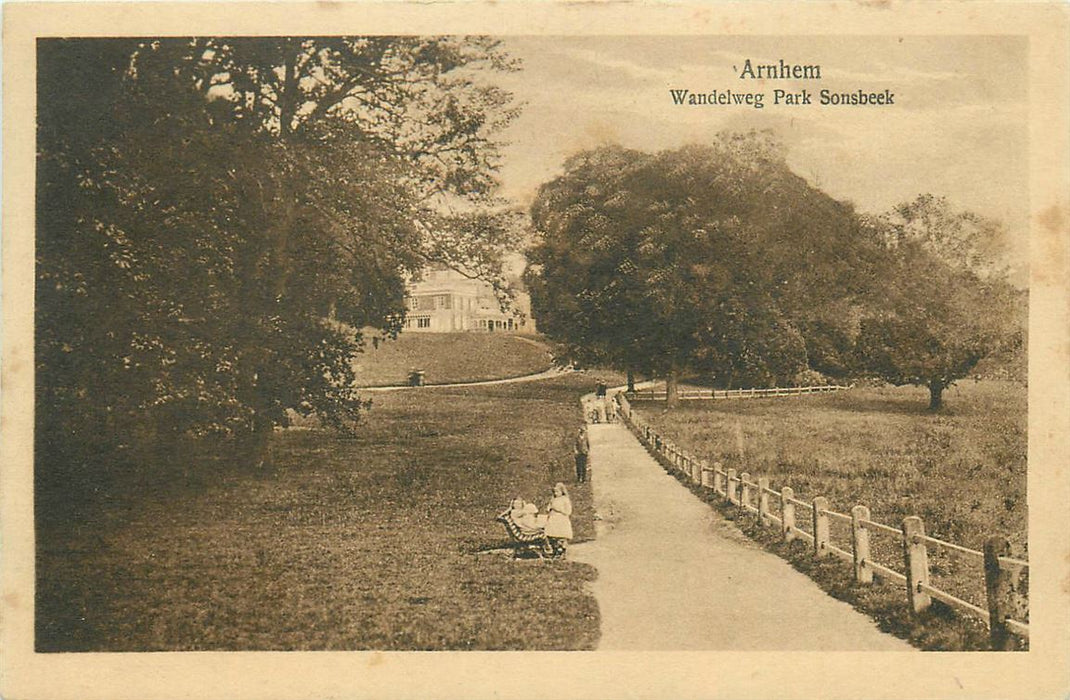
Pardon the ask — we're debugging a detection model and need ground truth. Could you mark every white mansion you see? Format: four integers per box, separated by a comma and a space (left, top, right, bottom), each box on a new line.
402, 265, 532, 333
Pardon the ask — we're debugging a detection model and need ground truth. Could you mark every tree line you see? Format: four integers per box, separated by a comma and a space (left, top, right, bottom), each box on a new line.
36, 37, 520, 494
524, 135, 1024, 409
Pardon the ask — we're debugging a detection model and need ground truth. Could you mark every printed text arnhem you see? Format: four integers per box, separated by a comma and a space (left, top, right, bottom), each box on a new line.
737, 58, 821, 80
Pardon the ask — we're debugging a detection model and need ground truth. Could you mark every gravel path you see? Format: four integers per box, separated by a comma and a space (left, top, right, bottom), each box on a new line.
568, 421, 914, 651
358, 365, 571, 391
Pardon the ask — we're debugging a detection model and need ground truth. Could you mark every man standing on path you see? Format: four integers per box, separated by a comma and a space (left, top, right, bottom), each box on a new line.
574, 425, 590, 483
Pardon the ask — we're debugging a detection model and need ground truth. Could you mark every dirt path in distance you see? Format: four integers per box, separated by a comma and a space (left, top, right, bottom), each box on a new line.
359, 366, 571, 391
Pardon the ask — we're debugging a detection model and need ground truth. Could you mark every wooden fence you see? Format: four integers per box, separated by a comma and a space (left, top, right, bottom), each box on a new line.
628, 384, 852, 402
614, 392, 1030, 650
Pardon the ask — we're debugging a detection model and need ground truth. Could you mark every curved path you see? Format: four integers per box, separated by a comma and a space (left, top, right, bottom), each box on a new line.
568, 419, 914, 650
358, 365, 572, 392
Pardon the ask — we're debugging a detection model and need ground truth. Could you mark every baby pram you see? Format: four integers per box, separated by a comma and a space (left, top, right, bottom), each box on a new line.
496, 511, 554, 559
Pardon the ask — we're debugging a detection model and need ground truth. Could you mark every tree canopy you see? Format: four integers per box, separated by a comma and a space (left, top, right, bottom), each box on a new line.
525, 136, 1022, 410
525, 135, 887, 402
36, 37, 520, 486
855, 196, 1024, 409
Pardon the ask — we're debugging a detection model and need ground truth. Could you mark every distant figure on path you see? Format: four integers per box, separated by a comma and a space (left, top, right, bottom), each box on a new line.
574, 425, 590, 483
545, 482, 574, 558
595, 381, 609, 422
603, 395, 617, 423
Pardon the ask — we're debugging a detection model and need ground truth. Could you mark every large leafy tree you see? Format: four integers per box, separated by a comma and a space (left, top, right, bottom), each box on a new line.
525, 135, 883, 404
36, 37, 519, 486
878, 194, 1013, 280
856, 197, 1023, 410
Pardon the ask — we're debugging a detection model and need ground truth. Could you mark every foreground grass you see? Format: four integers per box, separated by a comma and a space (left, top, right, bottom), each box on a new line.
36, 370, 622, 651
635, 380, 1027, 650
352, 332, 553, 386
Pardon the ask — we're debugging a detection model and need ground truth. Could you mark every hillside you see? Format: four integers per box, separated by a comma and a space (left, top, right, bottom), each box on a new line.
353, 332, 553, 386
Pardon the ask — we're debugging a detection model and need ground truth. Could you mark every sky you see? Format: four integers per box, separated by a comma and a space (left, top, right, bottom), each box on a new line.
488, 35, 1029, 278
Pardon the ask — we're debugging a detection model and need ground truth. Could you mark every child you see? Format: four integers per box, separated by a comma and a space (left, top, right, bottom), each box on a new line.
545, 482, 573, 558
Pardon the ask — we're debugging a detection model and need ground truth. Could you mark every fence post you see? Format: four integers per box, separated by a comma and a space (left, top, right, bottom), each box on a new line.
739, 473, 751, 511
700, 460, 712, 488
851, 505, 873, 584
727, 469, 738, 505
713, 462, 724, 495
757, 477, 770, 526
691, 457, 702, 484
781, 487, 796, 542
984, 536, 1018, 651
902, 516, 932, 614
812, 496, 830, 558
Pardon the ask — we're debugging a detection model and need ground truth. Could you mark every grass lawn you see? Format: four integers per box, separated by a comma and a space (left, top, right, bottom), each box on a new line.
352, 332, 553, 386
632, 379, 1027, 650
36, 370, 624, 651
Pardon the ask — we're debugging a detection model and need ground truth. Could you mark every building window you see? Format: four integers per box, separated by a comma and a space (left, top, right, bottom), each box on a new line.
416, 317, 431, 328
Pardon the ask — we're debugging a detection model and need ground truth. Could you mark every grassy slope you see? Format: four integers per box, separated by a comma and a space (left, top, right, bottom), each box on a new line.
353, 333, 553, 386
36, 370, 624, 652
635, 379, 1027, 650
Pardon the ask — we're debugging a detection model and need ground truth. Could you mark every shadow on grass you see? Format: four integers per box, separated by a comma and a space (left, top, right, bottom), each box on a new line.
825, 395, 948, 417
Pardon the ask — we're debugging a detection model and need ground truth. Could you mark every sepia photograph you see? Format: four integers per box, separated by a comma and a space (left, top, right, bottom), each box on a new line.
3, 3, 1069, 699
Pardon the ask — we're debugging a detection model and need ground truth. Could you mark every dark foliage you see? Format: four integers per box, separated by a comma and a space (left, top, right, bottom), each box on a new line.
524, 133, 887, 398
856, 197, 1024, 409
35, 37, 519, 497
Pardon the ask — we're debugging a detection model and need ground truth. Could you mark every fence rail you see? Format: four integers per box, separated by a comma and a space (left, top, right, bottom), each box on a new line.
859, 518, 904, 538
825, 509, 853, 524
627, 384, 852, 402
869, 561, 909, 586
918, 535, 984, 560
613, 392, 1030, 650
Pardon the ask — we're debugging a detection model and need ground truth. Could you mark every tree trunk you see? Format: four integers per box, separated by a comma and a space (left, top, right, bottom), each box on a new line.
928, 380, 944, 411
239, 411, 273, 470
153, 420, 187, 481
666, 369, 680, 409
278, 41, 300, 138
627, 370, 636, 393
